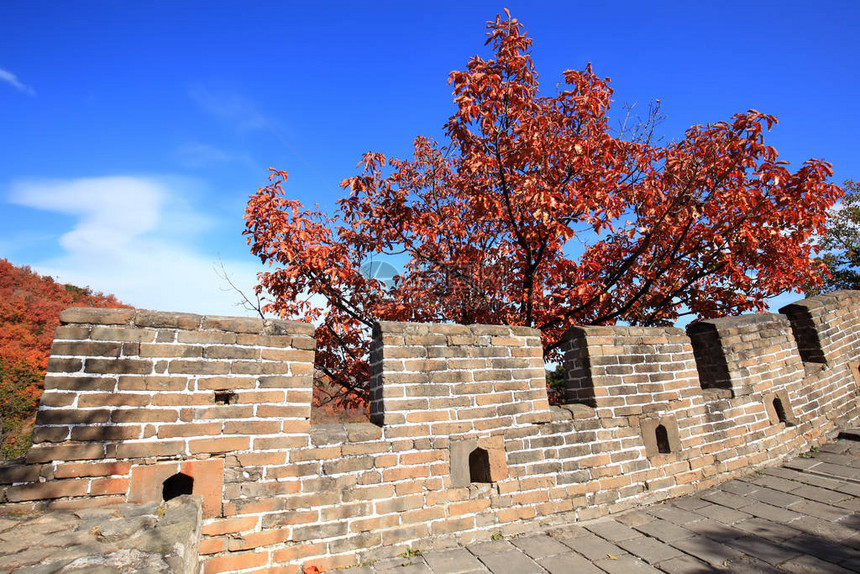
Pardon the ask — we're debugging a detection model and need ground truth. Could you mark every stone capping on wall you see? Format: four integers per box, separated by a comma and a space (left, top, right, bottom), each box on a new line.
57, 307, 315, 337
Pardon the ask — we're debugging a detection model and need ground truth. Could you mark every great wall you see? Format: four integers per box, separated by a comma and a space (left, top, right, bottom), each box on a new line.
1, 290, 860, 573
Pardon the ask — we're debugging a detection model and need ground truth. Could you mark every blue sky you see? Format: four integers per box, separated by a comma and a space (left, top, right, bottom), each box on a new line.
1, 1, 858, 317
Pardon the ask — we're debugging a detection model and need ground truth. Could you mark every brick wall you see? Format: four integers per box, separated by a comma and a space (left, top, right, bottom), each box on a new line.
1, 292, 860, 573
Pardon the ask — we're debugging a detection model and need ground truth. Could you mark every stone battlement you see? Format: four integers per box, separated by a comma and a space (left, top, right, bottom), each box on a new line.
2, 292, 860, 573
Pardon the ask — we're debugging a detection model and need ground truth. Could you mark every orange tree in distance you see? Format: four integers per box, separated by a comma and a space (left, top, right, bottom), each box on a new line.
245, 12, 842, 409
0, 259, 127, 458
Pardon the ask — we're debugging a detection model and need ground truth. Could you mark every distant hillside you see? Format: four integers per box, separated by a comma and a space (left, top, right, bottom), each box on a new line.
0, 259, 129, 459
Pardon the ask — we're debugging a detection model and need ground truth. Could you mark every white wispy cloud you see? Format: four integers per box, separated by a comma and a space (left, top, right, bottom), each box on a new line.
0, 68, 36, 96
7, 176, 262, 316
174, 142, 256, 169
188, 85, 265, 131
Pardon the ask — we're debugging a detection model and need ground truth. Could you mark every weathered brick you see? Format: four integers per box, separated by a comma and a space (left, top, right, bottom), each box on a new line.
0, 464, 42, 484
260, 348, 314, 362
117, 375, 188, 391
223, 420, 282, 435
77, 393, 151, 408
228, 527, 291, 551
168, 359, 230, 375
36, 408, 110, 425
134, 310, 201, 330
115, 440, 185, 458
50, 341, 123, 357
150, 392, 212, 406
26, 443, 106, 463
6, 479, 90, 501
53, 325, 91, 340
90, 327, 155, 342
196, 376, 257, 390
71, 425, 143, 441
256, 405, 309, 419
291, 521, 348, 542
157, 422, 223, 438
89, 476, 130, 496
111, 408, 178, 423
138, 343, 203, 358
177, 330, 237, 345
54, 461, 131, 478
189, 436, 250, 454
30, 426, 70, 443
258, 375, 313, 390
39, 392, 77, 407
46, 357, 83, 373
254, 436, 309, 451
204, 346, 260, 360
190, 405, 254, 420
231, 361, 290, 375
201, 515, 259, 536
201, 316, 266, 333
236, 390, 285, 404
60, 307, 135, 325
84, 358, 153, 375
202, 551, 268, 574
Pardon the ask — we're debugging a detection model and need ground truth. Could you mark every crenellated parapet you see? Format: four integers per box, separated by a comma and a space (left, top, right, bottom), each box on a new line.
369, 321, 550, 430
1, 292, 859, 573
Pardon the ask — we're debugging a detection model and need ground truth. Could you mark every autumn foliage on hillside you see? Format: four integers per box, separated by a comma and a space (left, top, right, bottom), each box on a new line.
0, 259, 127, 458
245, 13, 841, 408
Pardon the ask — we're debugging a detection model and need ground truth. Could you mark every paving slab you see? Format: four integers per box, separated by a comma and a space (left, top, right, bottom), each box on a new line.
583, 519, 643, 542
723, 556, 784, 574
725, 534, 803, 565
699, 490, 752, 510
423, 549, 486, 574
777, 554, 856, 574
593, 554, 663, 574
633, 519, 696, 543
509, 535, 570, 559
617, 536, 685, 565
739, 501, 804, 524
464, 540, 516, 558
678, 518, 744, 544
746, 487, 804, 507
558, 531, 627, 562
742, 473, 802, 493
670, 497, 710, 512
810, 462, 860, 480
668, 535, 745, 568
473, 549, 546, 574
788, 514, 859, 541
789, 498, 853, 521
689, 502, 749, 525
537, 551, 603, 574
718, 479, 761, 496
732, 517, 803, 543
376, 561, 434, 574
651, 554, 712, 574
790, 483, 852, 504
784, 535, 860, 566
645, 506, 703, 526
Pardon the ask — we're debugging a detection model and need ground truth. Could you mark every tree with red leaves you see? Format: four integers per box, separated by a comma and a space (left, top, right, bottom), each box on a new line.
245, 12, 841, 408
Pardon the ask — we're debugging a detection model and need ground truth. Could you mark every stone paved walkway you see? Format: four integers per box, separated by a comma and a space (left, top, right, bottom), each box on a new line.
350, 434, 860, 574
